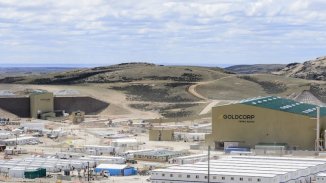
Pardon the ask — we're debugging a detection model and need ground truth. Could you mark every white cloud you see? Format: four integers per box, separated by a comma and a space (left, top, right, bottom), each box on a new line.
0, 0, 325, 64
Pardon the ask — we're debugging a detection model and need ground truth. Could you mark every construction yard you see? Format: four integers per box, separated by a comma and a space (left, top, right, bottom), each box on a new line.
0, 106, 213, 182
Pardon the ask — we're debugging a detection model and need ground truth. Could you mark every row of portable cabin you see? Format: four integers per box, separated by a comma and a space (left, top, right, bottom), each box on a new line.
151, 156, 326, 183
7, 167, 46, 179
168, 154, 210, 164
66, 140, 140, 155
0, 157, 96, 178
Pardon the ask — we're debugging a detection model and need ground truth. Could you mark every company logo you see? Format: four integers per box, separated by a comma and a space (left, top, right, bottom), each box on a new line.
223, 114, 255, 123
223, 114, 255, 120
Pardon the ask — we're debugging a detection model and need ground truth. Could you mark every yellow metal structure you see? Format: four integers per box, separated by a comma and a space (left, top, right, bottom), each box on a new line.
206, 103, 326, 150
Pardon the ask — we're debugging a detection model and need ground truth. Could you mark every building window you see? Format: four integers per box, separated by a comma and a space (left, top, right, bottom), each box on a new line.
257, 178, 261, 182
248, 178, 252, 181
162, 174, 165, 177
231, 177, 234, 180
204, 176, 208, 179
170, 174, 173, 177
213, 176, 217, 179
187, 175, 190, 178
240, 177, 243, 181
222, 177, 225, 180
178, 174, 182, 178
196, 175, 199, 179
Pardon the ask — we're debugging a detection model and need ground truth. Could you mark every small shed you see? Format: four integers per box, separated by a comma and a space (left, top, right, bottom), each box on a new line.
95, 164, 137, 176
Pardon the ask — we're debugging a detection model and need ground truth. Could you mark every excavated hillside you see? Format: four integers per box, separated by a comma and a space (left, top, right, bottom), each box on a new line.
273, 56, 326, 81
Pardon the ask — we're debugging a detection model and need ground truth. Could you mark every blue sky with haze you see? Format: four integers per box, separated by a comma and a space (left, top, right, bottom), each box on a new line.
0, 0, 326, 66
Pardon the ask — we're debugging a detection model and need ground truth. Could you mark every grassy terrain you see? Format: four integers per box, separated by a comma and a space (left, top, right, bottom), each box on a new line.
0, 67, 76, 78
0, 63, 229, 84
197, 74, 313, 100
238, 75, 287, 94
310, 84, 326, 103
225, 64, 285, 74
110, 82, 197, 102
109, 81, 207, 118
129, 103, 205, 118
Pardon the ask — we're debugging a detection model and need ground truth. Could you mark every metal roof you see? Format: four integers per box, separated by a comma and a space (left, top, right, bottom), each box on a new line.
231, 156, 326, 162
153, 168, 279, 178
134, 149, 183, 157
239, 96, 326, 117
317, 173, 326, 177
194, 162, 312, 169
170, 165, 298, 173
208, 159, 315, 166
96, 164, 129, 170
152, 156, 326, 179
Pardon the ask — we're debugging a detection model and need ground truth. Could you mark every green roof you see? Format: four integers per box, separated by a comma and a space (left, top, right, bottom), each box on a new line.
240, 96, 326, 118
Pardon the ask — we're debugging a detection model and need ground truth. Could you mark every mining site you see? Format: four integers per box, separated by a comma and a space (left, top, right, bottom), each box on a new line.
0, 59, 325, 182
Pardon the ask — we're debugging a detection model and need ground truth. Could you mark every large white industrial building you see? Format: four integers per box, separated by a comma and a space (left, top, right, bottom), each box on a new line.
151, 156, 326, 183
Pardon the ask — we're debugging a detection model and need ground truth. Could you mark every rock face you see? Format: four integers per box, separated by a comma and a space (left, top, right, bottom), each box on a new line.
274, 56, 326, 81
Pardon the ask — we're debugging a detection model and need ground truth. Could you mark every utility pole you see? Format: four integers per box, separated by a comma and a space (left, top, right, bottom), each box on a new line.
208, 145, 210, 183
316, 107, 320, 151
87, 161, 90, 181
15, 134, 18, 148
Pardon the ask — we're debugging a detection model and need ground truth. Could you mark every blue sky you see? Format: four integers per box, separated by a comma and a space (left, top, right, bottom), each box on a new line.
0, 0, 326, 66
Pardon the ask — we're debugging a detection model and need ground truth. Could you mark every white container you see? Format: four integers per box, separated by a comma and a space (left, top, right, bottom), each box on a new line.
9, 167, 25, 178
0, 165, 14, 173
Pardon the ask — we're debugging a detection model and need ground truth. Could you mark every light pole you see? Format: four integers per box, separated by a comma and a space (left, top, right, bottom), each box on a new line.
316, 107, 320, 151
15, 134, 18, 148
87, 161, 90, 181
208, 145, 210, 183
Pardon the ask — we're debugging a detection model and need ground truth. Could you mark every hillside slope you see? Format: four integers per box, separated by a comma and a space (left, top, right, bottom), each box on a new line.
0, 63, 229, 84
0, 63, 230, 119
225, 64, 285, 74
273, 56, 326, 81
0, 62, 324, 119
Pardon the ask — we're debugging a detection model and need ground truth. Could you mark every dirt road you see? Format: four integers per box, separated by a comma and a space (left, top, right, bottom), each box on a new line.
187, 76, 236, 115
187, 76, 234, 101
